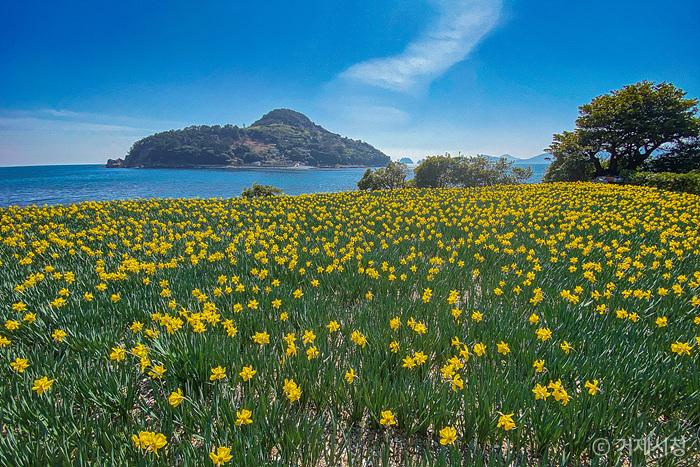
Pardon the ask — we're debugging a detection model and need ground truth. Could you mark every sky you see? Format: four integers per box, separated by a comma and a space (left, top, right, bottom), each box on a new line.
1, 0, 699, 166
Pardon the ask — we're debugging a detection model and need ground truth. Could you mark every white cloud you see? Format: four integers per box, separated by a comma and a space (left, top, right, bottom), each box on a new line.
340, 0, 502, 92
317, 100, 411, 128
342, 105, 410, 126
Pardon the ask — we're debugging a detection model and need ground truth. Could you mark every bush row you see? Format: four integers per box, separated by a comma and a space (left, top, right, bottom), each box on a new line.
628, 170, 700, 194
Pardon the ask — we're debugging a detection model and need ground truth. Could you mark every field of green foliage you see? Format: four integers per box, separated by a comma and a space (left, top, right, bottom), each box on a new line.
1, 183, 699, 465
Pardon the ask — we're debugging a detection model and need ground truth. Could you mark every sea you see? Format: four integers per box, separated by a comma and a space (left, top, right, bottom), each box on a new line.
0, 163, 548, 207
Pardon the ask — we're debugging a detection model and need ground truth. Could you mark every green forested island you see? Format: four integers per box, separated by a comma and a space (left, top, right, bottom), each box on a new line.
107, 109, 390, 168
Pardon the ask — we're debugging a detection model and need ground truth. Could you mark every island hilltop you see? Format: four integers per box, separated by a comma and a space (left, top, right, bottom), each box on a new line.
106, 109, 390, 168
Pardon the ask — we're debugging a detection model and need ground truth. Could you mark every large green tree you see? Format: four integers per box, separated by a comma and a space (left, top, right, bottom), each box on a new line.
545, 81, 700, 180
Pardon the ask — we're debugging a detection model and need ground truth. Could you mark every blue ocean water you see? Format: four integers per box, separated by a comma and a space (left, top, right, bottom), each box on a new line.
0, 163, 548, 207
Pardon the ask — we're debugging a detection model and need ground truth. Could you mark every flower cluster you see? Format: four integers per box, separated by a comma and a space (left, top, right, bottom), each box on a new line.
1, 183, 699, 464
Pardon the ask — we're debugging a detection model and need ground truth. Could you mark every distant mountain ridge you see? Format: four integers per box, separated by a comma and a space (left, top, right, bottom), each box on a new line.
480, 153, 552, 164
107, 109, 390, 168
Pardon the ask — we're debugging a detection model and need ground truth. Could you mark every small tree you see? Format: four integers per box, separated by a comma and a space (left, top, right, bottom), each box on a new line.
241, 183, 284, 198
357, 169, 376, 190
413, 156, 458, 188
357, 161, 408, 190
543, 131, 596, 182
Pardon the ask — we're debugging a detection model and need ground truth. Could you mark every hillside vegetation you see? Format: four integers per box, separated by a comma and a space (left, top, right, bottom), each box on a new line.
113, 109, 389, 168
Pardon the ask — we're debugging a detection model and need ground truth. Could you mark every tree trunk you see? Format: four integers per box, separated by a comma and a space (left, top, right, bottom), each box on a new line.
590, 155, 604, 176
606, 148, 620, 176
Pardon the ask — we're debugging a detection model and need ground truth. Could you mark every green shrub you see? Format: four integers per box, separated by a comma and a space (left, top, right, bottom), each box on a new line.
414, 155, 532, 188
241, 183, 284, 198
628, 171, 700, 194
357, 161, 408, 190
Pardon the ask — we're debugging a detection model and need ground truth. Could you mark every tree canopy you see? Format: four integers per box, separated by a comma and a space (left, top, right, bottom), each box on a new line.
413, 155, 532, 188
357, 161, 408, 191
542, 131, 596, 182
545, 81, 700, 180
642, 137, 700, 173
241, 183, 284, 198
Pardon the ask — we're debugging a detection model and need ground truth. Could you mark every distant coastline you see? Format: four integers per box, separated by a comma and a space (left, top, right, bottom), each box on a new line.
1, 163, 550, 207
106, 162, 377, 170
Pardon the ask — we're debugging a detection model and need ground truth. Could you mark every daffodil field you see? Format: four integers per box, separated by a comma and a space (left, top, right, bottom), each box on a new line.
1, 183, 700, 465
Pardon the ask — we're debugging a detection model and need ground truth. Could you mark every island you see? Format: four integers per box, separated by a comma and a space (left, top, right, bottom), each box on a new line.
106, 109, 390, 168
399, 157, 414, 165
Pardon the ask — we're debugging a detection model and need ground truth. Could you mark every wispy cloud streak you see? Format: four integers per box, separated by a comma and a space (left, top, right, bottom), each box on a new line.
0, 109, 181, 166
340, 0, 502, 92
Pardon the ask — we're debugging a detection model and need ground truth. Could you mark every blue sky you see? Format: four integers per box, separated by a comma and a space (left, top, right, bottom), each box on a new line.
1, 0, 698, 166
